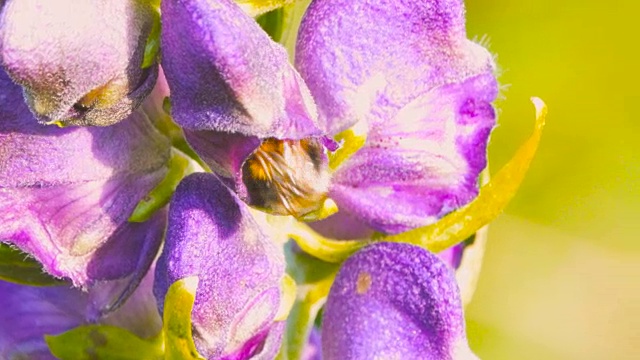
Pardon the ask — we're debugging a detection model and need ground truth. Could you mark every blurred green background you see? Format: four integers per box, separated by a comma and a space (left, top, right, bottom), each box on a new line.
464, 1, 639, 359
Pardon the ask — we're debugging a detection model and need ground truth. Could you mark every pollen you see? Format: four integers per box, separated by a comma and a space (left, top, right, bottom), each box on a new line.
356, 271, 372, 295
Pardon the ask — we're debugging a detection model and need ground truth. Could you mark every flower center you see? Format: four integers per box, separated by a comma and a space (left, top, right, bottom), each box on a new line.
242, 138, 330, 218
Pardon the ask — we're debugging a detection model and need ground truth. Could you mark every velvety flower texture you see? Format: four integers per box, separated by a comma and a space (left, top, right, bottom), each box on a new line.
161, 0, 330, 218
323, 242, 476, 360
0, 0, 159, 126
0, 68, 170, 288
0, 0, 500, 358
297, 0, 498, 234
154, 173, 286, 359
161, 0, 497, 236
0, 269, 161, 360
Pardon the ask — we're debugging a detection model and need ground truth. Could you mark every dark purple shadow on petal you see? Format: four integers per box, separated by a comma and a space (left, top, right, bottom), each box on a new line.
154, 173, 284, 359
322, 242, 468, 360
86, 209, 167, 318
438, 243, 466, 270
308, 211, 375, 240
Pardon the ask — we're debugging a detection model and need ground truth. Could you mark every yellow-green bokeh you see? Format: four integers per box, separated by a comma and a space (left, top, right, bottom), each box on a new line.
465, 1, 640, 358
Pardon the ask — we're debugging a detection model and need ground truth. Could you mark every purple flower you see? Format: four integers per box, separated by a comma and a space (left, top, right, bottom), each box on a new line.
161, 0, 331, 218
160, 0, 497, 234
0, 268, 161, 360
154, 173, 286, 359
297, 0, 498, 235
0, 0, 159, 126
322, 242, 476, 359
0, 68, 170, 289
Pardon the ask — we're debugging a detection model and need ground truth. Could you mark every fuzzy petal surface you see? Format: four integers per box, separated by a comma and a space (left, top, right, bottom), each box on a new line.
0, 70, 170, 287
154, 173, 284, 359
162, 0, 321, 139
322, 242, 474, 360
0, 0, 158, 126
296, 0, 495, 133
330, 73, 497, 234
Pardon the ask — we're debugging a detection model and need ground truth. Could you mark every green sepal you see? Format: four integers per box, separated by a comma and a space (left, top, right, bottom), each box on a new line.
236, 0, 294, 17
163, 277, 206, 360
277, 242, 339, 359
0, 243, 66, 286
141, 4, 161, 69
289, 98, 548, 261
129, 149, 198, 223
45, 325, 163, 360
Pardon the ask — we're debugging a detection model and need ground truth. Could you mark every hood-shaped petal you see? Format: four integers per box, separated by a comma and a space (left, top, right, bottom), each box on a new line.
0, 268, 162, 360
329, 73, 497, 234
322, 242, 476, 360
161, 0, 321, 139
154, 173, 285, 359
0, 0, 159, 126
296, 0, 495, 133
0, 69, 170, 287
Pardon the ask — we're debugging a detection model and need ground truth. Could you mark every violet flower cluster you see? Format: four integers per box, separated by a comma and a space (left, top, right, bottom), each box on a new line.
0, 0, 505, 359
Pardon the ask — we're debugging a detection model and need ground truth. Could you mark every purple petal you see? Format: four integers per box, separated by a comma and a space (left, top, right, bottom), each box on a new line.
161, 0, 321, 139
329, 73, 497, 234
322, 242, 474, 359
302, 328, 322, 360
296, 0, 495, 133
0, 267, 161, 359
438, 243, 466, 270
183, 130, 261, 182
185, 129, 331, 218
0, 69, 170, 287
154, 173, 285, 359
0, 0, 158, 126
0, 282, 86, 360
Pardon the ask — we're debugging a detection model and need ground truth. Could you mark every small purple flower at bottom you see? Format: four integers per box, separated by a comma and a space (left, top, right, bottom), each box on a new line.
323, 242, 476, 360
154, 173, 286, 359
